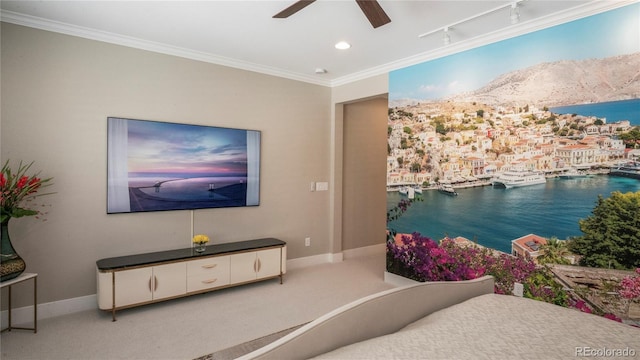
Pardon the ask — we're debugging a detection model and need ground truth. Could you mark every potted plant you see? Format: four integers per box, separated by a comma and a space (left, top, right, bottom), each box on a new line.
1, 160, 53, 281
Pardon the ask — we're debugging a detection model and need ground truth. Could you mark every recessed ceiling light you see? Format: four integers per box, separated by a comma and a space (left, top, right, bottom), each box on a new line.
335, 41, 351, 50
315, 68, 328, 74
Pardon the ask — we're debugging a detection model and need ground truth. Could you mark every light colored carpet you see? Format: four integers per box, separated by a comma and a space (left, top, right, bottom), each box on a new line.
0, 253, 394, 360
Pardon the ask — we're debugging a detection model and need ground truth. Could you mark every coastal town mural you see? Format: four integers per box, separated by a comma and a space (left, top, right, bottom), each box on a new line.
388, 3, 639, 191
385, 3, 640, 323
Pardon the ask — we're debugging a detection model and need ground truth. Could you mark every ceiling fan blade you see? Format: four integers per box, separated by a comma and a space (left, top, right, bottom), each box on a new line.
355, 0, 391, 28
273, 0, 316, 18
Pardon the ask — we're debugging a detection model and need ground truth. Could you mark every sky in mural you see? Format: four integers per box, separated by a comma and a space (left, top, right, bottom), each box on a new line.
127, 119, 249, 176
389, 3, 639, 102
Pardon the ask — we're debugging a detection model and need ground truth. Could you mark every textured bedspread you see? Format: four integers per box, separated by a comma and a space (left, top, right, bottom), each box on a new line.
311, 294, 640, 359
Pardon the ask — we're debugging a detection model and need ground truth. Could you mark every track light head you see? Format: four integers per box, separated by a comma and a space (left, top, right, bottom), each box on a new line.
510, 2, 520, 24
443, 27, 451, 45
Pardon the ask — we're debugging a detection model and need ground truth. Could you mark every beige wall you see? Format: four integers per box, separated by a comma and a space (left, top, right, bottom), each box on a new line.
329, 75, 388, 256
342, 97, 388, 250
1, 23, 333, 306
331, 75, 388, 104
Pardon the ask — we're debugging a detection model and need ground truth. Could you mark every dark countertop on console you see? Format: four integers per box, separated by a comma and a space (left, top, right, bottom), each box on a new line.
96, 238, 286, 271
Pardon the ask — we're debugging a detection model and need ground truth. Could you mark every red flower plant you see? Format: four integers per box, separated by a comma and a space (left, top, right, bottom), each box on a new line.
1, 160, 53, 223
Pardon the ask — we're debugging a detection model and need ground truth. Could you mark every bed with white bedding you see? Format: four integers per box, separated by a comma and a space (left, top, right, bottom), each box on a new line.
312, 293, 639, 359
239, 276, 640, 360
239, 275, 640, 360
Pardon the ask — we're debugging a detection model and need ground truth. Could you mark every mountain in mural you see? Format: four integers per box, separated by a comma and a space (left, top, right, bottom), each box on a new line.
450, 53, 640, 107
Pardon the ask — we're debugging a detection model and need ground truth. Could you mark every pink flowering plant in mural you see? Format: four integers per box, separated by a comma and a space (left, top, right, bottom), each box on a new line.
386, 232, 569, 305
568, 268, 640, 322
620, 268, 640, 300
619, 268, 640, 317
386, 191, 636, 322
385, 232, 640, 321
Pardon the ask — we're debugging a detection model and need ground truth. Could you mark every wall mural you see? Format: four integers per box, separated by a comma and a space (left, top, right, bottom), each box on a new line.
386, 3, 640, 251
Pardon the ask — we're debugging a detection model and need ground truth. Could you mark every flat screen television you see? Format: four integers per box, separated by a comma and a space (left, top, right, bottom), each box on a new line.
107, 117, 260, 214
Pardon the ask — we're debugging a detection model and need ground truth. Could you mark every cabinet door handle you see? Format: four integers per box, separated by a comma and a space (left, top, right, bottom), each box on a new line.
202, 264, 217, 269
148, 276, 153, 292
202, 278, 218, 284
154, 276, 158, 291
257, 258, 262, 273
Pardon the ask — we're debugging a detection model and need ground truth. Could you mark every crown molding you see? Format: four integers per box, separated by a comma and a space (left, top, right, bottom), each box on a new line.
0, 10, 332, 87
2, 0, 636, 89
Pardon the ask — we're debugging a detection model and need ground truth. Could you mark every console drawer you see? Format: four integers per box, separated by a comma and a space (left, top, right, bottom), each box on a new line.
187, 256, 230, 277
186, 256, 230, 292
187, 273, 230, 292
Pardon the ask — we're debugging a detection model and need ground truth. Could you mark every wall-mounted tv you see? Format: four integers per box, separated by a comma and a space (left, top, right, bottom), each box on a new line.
107, 117, 260, 214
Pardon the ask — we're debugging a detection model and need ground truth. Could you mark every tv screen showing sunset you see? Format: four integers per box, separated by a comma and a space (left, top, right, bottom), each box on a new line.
107, 117, 260, 213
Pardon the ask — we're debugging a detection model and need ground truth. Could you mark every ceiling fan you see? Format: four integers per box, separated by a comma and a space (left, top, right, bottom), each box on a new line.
273, 0, 391, 29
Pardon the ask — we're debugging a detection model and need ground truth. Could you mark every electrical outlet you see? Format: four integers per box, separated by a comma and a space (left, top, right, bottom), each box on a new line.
305, 237, 311, 247
309, 182, 316, 192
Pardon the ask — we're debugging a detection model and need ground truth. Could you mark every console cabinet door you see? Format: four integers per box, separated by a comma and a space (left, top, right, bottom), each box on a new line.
229, 252, 258, 284
152, 262, 187, 300
256, 248, 282, 279
114, 267, 153, 307
229, 248, 282, 284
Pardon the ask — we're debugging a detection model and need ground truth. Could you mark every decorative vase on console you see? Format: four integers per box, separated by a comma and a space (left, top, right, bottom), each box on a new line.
1, 160, 53, 282
192, 234, 210, 254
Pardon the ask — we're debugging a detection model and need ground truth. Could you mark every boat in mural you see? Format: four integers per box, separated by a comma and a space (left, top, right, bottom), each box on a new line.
398, 186, 417, 198
438, 183, 458, 196
609, 162, 640, 179
559, 168, 591, 179
491, 171, 546, 189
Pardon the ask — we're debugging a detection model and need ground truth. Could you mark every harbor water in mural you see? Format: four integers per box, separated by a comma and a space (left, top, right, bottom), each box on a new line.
387, 176, 640, 254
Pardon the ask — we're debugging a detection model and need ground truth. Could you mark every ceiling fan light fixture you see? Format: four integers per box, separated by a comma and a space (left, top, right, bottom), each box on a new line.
335, 41, 351, 50
274, 0, 390, 29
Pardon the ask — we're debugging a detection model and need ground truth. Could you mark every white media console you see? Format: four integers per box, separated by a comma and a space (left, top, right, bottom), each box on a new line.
96, 238, 286, 321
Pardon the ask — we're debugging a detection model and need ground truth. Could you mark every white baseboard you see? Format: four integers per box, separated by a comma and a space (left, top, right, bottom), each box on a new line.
1, 294, 96, 329
1, 246, 385, 326
329, 252, 344, 263
343, 243, 385, 259
286, 253, 335, 270
285, 250, 352, 270
287, 244, 385, 269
